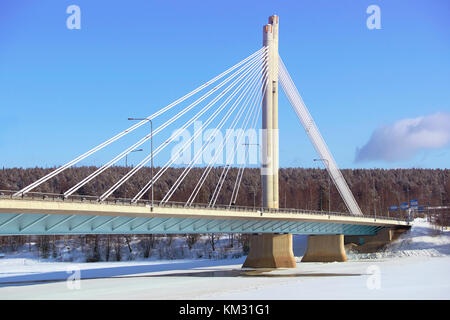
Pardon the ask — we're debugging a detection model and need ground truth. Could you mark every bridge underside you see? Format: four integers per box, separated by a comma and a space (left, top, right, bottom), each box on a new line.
0, 213, 385, 236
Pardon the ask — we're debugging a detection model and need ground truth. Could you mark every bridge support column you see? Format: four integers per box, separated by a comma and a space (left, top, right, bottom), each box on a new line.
243, 233, 296, 268
242, 15, 296, 269
301, 234, 347, 262
345, 228, 393, 247
344, 227, 410, 253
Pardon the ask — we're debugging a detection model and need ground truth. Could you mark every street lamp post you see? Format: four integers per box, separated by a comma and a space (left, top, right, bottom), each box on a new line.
249, 187, 256, 209
243, 142, 260, 212
128, 118, 154, 209
125, 148, 143, 168
314, 158, 330, 213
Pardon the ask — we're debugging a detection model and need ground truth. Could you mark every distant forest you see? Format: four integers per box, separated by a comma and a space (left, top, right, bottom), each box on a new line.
1, 166, 449, 260
1, 167, 449, 218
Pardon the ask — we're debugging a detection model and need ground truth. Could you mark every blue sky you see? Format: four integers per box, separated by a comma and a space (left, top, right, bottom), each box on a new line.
1, 0, 449, 169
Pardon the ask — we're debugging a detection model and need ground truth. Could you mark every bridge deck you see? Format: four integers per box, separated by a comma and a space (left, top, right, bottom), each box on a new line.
0, 193, 410, 236
0, 190, 409, 235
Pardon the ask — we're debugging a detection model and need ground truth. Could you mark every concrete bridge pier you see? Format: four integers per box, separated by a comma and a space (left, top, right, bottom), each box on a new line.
344, 226, 410, 253
242, 233, 296, 268
301, 234, 347, 262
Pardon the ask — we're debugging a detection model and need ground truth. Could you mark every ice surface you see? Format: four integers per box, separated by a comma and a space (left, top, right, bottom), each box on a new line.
0, 218, 448, 299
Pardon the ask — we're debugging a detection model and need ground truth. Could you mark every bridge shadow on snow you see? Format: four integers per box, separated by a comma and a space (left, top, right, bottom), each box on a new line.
0, 236, 312, 288
0, 258, 246, 288
0, 257, 364, 288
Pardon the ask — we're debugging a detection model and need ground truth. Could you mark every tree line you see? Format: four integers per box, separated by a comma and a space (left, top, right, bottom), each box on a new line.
1, 166, 448, 217
0, 166, 448, 260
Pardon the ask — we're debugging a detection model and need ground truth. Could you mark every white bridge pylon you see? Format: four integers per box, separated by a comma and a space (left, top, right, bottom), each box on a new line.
13, 18, 363, 216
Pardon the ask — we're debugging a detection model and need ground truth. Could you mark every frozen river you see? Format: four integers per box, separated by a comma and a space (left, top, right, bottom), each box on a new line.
0, 218, 449, 299
0, 256, 449, 299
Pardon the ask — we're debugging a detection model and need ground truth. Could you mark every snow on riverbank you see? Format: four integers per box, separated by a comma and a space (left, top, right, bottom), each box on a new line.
347, 218, 450, 259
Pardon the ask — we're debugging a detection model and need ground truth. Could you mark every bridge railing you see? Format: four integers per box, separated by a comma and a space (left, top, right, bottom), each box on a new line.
0, 189, 410, 223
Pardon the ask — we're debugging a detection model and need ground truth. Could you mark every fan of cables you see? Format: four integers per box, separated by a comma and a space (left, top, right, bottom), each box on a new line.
15, 47, 269, 208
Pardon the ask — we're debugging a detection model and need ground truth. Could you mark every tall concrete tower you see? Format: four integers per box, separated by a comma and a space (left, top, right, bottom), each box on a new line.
262, 15, 279, 209
270, 15, 279, 209
261, 23, 274, 209
243, 15, 296, 269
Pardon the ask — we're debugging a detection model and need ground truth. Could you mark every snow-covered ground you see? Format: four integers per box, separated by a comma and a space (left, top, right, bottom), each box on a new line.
0, 218, 449, 299
347, 218, 450, 259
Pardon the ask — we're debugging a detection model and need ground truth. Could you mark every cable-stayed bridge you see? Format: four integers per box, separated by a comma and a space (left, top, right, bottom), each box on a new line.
0, 15, 410, 266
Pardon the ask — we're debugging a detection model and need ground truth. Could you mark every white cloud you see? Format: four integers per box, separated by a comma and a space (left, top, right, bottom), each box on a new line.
355, 112, 450, 163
